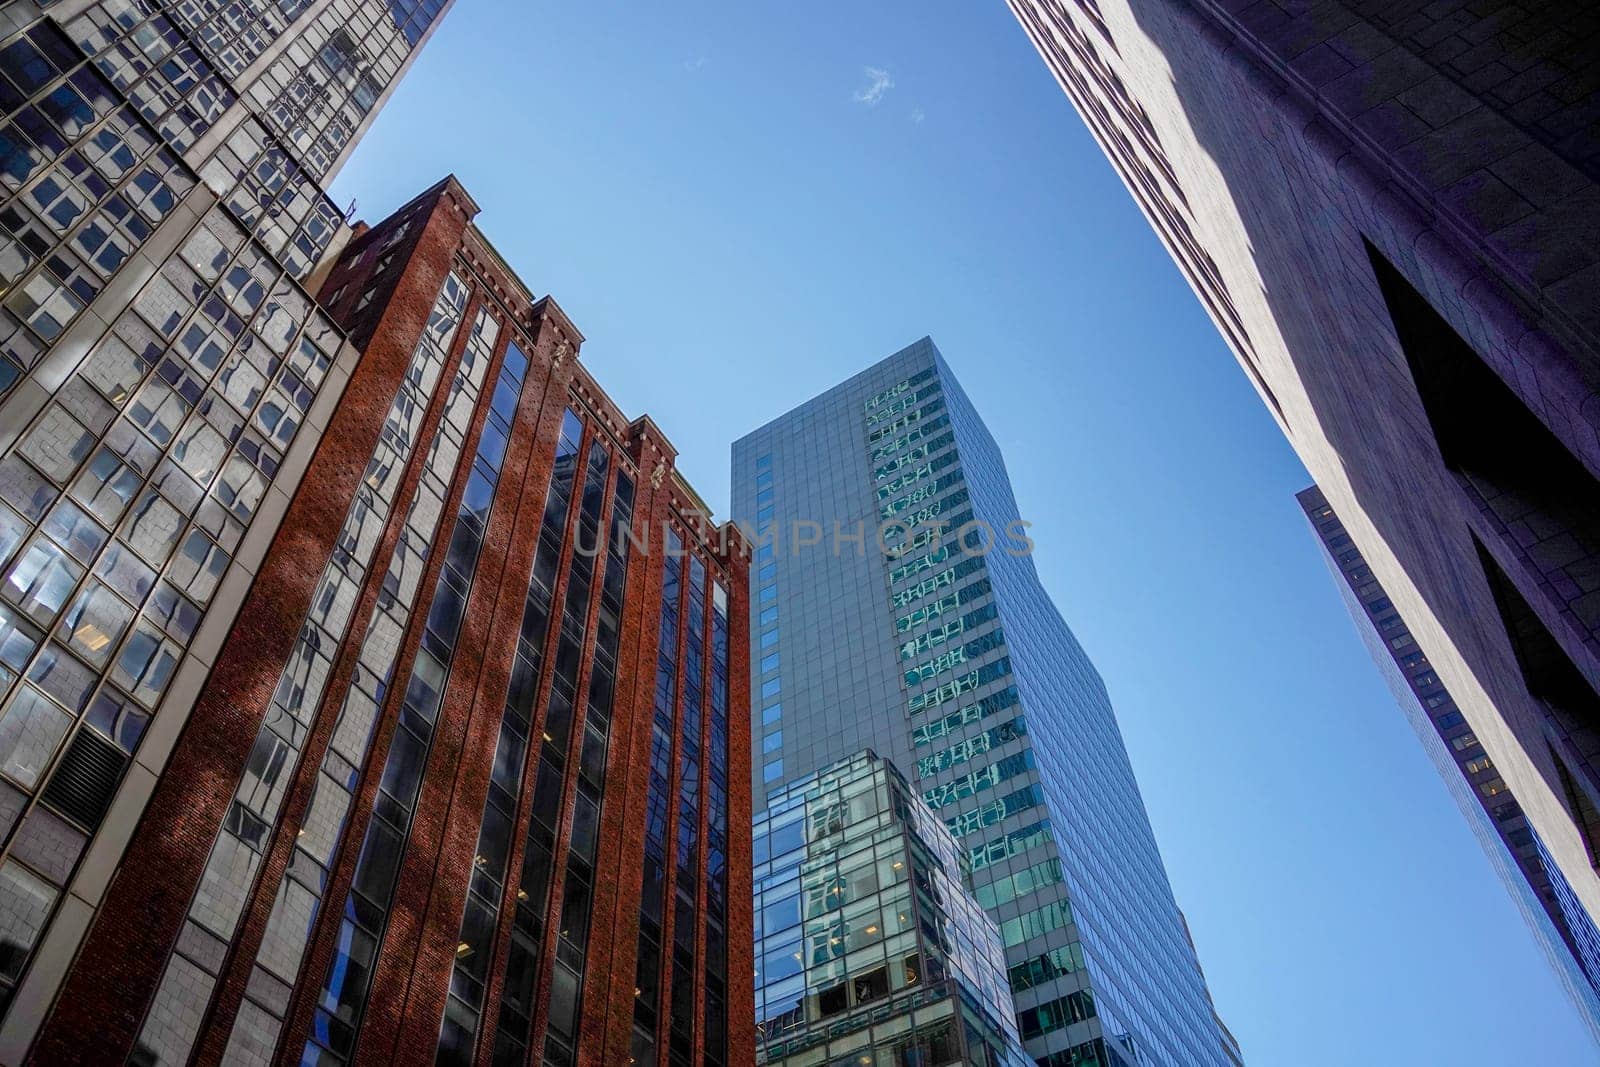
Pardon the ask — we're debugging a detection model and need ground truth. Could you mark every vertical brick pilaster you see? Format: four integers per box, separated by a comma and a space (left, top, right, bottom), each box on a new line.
717, 521, 755, 1067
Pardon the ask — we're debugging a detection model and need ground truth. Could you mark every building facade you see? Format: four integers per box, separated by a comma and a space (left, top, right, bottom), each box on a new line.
733, 338, 1238, 1067
1300, 485, 1600, 1044
22, 175, 752, 1064
0, 25, 757, 1055
0, 0, 472, 1059
752, 750, 1031, 1067
1005, 0, 1600, 951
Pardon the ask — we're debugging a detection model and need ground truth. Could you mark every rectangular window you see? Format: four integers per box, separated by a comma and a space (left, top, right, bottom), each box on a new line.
760, 652, 779, 674
760, 678, 780, 700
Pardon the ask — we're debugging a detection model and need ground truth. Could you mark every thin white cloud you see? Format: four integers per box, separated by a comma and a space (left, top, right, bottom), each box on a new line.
684, 56, 706, 72
853, 67, 894, 106
910, 107, 925, 124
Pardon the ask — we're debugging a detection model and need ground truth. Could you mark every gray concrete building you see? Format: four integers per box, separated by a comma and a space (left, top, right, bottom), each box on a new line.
1007, 0, 1600, 965
733, 339, 1239, 1067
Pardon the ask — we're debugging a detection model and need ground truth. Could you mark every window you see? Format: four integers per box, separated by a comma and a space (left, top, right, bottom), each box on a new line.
760, 678, 780, 700
761, 704, 781, 726
758, 584, 776, 603
762, 759, 783, 784
762, 731, 781, 754
760, 652, 779, 675
1465, 755, 1493, 775
759, 606, 777, 627
759, 629, 778, 649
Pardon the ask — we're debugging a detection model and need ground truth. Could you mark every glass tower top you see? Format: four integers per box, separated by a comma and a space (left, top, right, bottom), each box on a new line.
733, 337, 1238, 1067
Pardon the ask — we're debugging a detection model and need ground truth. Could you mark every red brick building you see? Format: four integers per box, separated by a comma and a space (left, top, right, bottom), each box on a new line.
30, 176, 752, 1067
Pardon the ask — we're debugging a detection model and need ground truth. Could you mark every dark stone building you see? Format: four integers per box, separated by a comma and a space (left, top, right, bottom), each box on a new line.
1008, 0, 1600, 969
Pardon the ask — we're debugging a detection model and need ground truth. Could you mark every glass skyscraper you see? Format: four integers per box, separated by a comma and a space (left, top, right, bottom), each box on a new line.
1300, 486, 1600, 1047
733, 338, 1238, 1067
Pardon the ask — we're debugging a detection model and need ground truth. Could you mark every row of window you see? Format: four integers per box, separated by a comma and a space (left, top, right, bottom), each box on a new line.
862, 367, 935, 412
899, 602, 999, 662
891, 555, 985, 610
922, 749, 1034, 811
865, 395, 946, 446
869, 411, 951, 465
875, 443, 959, 501
944, 783, 1043, 840
999, 898, 1074, 950
911, 686, 1021, 749
977, 858, 1066, 920
0, 20, 200, 396
244, 0, 443, 183
635, 532, 684, 1052
874, 428, 955, 482
903, 627, 1007, 687
753, 452, 784, 792
916, 716, 1026, 778
863, 376, 938, 423
67, 2, 238, 159
299, 304, 527, 1067
884, 504, 974, 561
879, 468, 963, 521
438, 404, 589, 1066
132, 270, 464, 1067
1008, 942, 1087, 995
635, 526, 732, 1066
1017, 989, 1097, 1041
888, 543, 956, 585
908, 657, 1012, 716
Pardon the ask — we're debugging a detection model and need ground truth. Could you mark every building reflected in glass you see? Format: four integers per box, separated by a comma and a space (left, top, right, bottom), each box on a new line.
753, 750, 1031, 1067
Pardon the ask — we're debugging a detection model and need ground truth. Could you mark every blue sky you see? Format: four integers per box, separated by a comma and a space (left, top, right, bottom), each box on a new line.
333, 2, 1597, 1063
